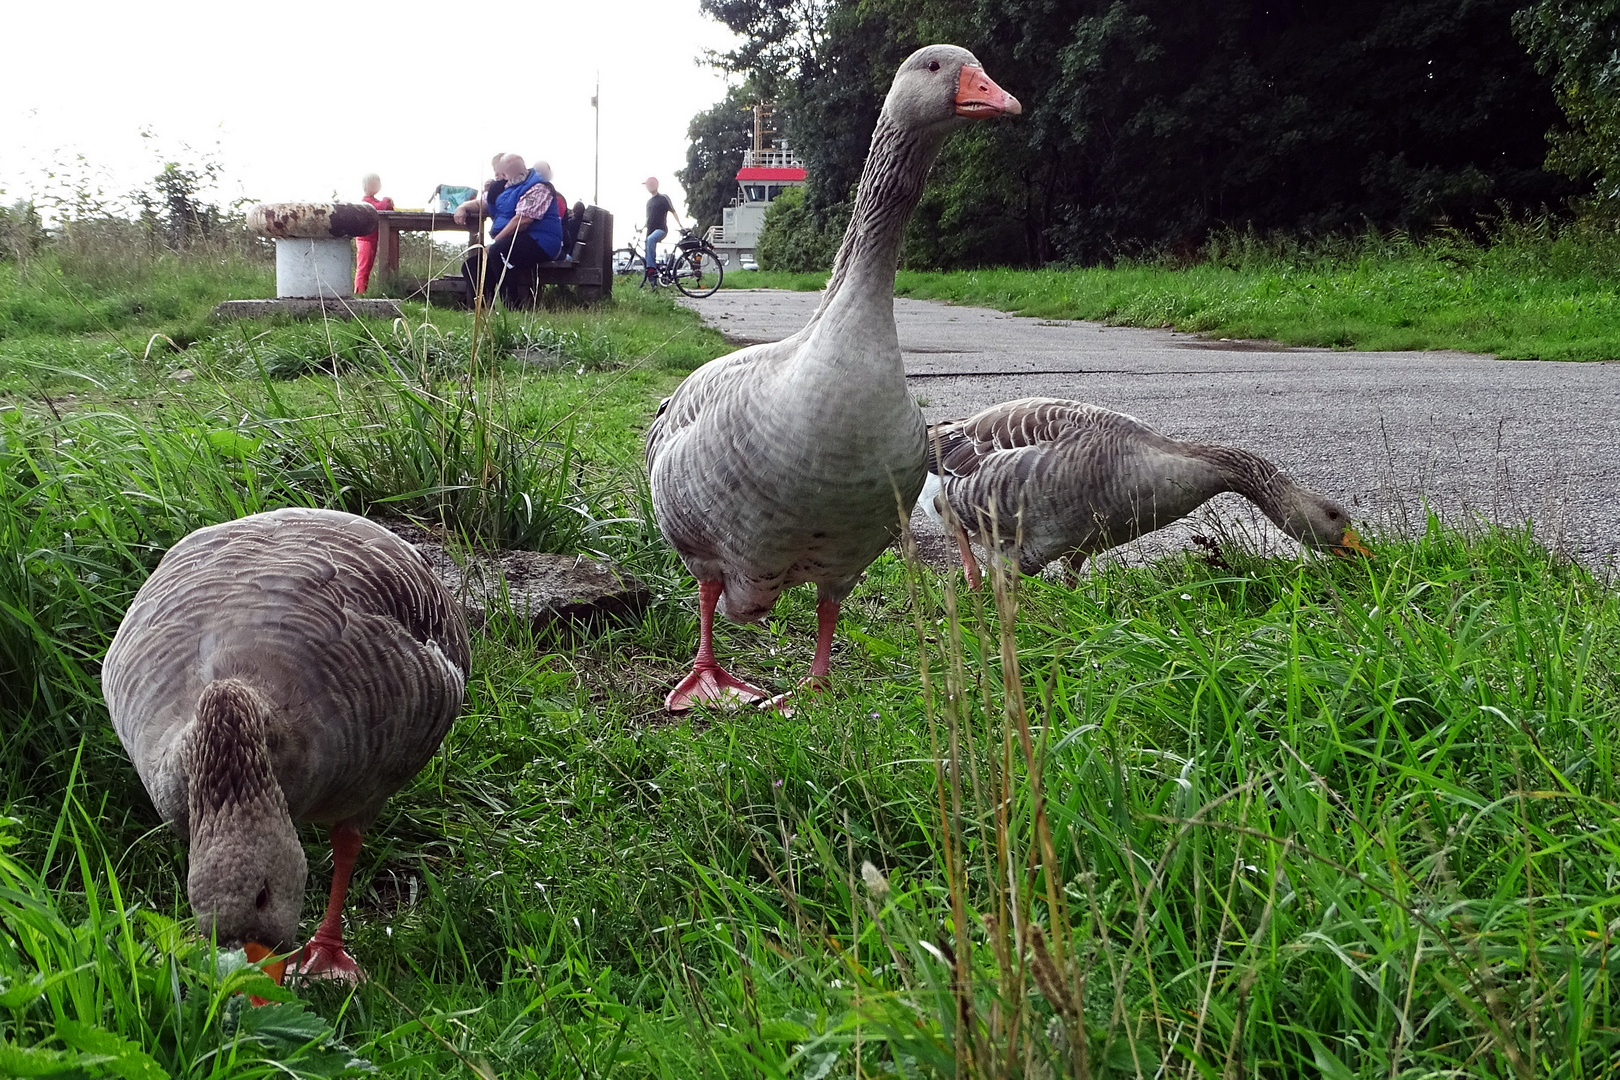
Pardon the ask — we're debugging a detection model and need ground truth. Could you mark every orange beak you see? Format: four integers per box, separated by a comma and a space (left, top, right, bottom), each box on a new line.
956, 65, 1021, 118
1331, 528, 1373, 558
244, 941, 287, 986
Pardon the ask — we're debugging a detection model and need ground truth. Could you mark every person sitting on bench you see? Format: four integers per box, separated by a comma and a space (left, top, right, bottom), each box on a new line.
456, 154, 562, 307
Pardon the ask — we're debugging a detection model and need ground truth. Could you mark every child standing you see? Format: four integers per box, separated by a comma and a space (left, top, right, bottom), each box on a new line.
354, 174, 395, 295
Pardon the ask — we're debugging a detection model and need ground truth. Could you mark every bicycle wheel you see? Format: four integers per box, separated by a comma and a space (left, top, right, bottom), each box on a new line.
673, 248, 722, 298
615, 249, 644, 277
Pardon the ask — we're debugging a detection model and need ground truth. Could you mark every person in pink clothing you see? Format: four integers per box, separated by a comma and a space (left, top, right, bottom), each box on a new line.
354, 173, 395, 294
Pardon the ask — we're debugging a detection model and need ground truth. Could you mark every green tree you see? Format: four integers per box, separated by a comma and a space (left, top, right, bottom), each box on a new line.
703, 0, 1574, 265
700, 0, 830, 99
678, 85, 758, 232
1515, 0, 1620, 209
137, 161, 222, 252
756, 185, 849, 270
130, 131, 227, 253
0, 201, 46, 263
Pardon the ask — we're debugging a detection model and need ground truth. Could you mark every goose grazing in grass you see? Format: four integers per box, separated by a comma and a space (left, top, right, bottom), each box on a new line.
102, 508, 469, 984
647, 44, 1020, 712
923, 397, 1371, 586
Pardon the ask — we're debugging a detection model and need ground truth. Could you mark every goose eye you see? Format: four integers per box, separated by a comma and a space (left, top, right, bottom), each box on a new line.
255, 885, 271, 910
928, 60, 940, 72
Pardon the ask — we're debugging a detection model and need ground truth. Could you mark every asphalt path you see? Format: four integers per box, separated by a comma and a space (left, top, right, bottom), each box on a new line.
678, 289, 1620, 573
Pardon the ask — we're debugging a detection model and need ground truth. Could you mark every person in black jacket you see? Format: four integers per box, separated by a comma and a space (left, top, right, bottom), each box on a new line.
642, 176, 684, 280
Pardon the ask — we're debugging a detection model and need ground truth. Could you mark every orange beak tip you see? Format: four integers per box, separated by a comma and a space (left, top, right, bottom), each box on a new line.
1333, 529, 1374, 559
243, 941, 288, 986
955, 64, 1021, 118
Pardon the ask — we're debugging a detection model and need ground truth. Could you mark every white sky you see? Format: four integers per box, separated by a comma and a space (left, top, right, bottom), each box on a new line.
0, 0, 742, 237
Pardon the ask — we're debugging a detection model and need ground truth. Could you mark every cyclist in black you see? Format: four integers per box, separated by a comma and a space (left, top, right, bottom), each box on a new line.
643, 176, 684, 282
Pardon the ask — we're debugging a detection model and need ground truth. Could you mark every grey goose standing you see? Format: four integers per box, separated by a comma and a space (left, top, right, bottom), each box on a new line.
102, 507, 469, 984
646, 44, 1021, 711
923, 397, 1371, 586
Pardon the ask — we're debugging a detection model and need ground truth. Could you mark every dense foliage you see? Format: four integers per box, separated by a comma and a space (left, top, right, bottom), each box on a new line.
0, 202, 45, 262
1515, 0, 1620, 210
756, 185, 848, 271
705, 0, 1577, 267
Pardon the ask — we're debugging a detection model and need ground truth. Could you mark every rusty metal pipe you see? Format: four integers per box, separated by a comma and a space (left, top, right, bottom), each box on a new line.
248, 202, 379, 240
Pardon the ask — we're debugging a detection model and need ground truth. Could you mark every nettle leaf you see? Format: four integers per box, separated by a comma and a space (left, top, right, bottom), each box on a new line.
803, 1049, 840, 1080
0, 1039, 102, 1077
55, 1021, 169, 1080
235, 1001, 377, 1077
235, 1000, 333, 1045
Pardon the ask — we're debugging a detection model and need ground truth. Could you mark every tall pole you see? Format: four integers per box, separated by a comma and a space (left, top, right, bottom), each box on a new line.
592, 73, 600, 206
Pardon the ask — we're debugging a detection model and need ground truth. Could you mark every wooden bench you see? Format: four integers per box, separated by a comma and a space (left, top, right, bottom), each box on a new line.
416, 205, 616, 307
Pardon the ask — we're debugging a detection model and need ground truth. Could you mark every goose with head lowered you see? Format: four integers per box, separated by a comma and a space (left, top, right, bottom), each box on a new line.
102, 508, 470, 985
922, 397, 1371, 586
647, 45, 1020, 711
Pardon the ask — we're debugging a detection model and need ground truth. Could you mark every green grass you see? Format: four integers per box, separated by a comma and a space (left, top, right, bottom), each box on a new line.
726, 221, 1620, 360
5, 240, 1620, 1077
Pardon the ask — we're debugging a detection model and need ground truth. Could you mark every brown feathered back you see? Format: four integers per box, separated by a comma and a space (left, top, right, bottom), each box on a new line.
102, 507, 469, 949
926, 397, 1360, 573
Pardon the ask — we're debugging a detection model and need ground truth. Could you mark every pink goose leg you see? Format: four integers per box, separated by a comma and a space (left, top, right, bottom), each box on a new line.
292, 822, 366, 983
667, 580, 769, 712
952, 522, 983, 591
764, 594, 840, 711
808, 594, 839, 683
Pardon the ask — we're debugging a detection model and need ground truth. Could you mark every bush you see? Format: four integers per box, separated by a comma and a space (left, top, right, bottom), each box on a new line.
756, 187, 848, 272
0, 201, 45, 263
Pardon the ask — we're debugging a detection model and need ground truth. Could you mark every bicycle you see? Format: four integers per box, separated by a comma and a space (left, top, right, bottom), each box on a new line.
613, 227, 647, 278
639, 229, 724, 298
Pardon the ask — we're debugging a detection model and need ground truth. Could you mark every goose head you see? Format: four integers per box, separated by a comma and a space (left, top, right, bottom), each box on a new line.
183, 679, 307, 979
188, 819, 306, 966
883, 45, 1021, 135
1272, 487, 1372, 558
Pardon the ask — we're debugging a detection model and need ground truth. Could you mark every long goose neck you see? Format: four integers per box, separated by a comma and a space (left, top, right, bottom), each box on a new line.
185, 678, 289, 841
815, 115, 948, 320
1190, 445, 1293, 519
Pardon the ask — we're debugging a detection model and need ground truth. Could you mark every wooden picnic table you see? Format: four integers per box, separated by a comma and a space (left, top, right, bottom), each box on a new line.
374, 210, 485, 274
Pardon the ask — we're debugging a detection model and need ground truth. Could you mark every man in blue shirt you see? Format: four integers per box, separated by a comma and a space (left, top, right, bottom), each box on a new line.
457, 154, 563, 307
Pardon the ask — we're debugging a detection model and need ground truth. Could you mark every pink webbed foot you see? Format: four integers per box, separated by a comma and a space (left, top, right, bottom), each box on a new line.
290, 934, 366, 984
666, 663, 770, 713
